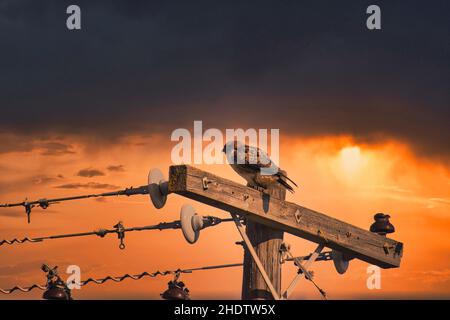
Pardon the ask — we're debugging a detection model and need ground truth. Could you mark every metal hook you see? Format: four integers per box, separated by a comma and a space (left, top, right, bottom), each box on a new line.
279, 242, 291, 264
201, 177, 213, 190
113, 221, 126, 250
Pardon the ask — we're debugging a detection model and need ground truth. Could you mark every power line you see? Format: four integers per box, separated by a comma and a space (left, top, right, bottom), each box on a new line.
0, 216, 233, 249
80, 262, 243, 287
0, 251, 331, 296
0, 262, 242, 295
0, 185, 150, 223
0, 284, 47, 294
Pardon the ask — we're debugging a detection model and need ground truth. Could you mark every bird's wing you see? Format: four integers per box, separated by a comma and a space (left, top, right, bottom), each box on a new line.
247, 146, 298, 189
243, 145, 274, 170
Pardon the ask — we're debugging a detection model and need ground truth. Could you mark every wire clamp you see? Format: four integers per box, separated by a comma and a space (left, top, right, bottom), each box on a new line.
113, 221, 126, 249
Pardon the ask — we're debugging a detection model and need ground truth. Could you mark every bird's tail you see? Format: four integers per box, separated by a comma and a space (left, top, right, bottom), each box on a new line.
277, 177, 295, 193
278, 171, 298, 187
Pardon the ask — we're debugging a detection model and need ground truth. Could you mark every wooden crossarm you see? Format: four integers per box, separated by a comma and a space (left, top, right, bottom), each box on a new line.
168, 165, 403, 269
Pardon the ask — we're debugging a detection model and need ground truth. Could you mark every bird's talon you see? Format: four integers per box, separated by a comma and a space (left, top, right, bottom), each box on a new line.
250, 185, 267, 193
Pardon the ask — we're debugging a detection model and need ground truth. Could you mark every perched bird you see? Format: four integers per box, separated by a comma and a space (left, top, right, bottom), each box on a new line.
222, 141, 298, 193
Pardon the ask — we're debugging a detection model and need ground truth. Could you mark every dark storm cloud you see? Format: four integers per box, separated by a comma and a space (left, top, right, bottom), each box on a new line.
39, 142, 75, 156
0, 173, 63, 194
0, 134, 34, 154
31, 174, 64, 185
0, 134, 74, 155
55, 182, 120, 189
107, 164, 125, 172
76, 167, 105, 177
0, 1, 448, 160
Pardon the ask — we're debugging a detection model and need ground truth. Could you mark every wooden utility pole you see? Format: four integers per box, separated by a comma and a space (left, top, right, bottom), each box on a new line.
241, 185, 285, 300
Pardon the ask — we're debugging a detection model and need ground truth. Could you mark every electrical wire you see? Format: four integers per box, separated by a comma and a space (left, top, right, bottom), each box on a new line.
0, 185, 150, 223
0, 217, 234, 249
0, 254, 329, 295
0, 262, 242, 295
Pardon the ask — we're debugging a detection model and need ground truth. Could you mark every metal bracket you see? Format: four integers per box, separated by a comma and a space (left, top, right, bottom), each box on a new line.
23, 200, 33, 224
230, 213, 280, 300
113, 221, 126, 249
281, 243, 325, 300
202, 177, 212, 190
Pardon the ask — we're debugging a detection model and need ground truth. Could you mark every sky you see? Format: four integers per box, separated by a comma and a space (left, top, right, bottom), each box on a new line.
0, 0, 449, 299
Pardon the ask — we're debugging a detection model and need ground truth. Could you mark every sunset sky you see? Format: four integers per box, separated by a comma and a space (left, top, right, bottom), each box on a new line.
0, 0, 449, 299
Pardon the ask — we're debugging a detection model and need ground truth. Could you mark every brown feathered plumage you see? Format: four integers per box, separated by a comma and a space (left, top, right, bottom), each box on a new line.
222, 141, 298, 193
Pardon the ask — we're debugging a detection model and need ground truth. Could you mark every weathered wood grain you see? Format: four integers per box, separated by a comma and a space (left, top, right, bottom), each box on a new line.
241, 185, 285, 300
168, 165, 403, 268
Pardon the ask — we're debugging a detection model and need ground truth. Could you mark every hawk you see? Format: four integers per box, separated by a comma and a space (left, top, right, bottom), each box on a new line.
222, 141, 298, 193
